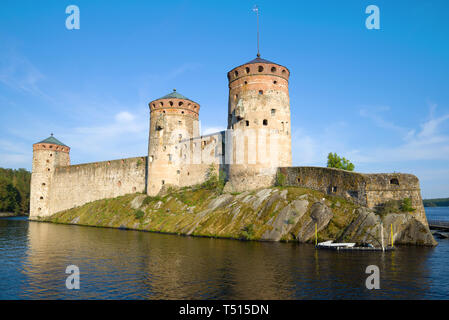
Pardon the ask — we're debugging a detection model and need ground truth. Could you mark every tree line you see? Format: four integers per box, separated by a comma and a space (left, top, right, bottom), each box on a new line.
0, 167, 31, 215
423, 198, 449, 207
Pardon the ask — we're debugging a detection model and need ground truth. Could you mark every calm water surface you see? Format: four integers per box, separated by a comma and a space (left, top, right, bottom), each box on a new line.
0, 207, 448, 299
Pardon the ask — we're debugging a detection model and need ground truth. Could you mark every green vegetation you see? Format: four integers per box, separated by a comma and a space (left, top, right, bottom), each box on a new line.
0, 167, 31, 215
134, 209, 145, 220
400, 198, 415, 212
377, 198, 415, 216
423, 197, 449, 207
201, 164, 226, 194
240, 224, 255, 240
327, 152, 355, 171
275, 171, 286, 187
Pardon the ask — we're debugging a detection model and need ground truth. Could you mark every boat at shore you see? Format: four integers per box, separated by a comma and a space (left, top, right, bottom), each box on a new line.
316, 240, 395, 251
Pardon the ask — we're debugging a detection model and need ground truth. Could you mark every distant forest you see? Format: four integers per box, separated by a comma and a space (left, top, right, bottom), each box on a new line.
423, 198, 449, 207
0, 168, 31, 215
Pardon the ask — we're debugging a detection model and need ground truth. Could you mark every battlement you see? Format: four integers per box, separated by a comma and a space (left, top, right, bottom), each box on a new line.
227, 57, 290, 84
149, 89, 200, 119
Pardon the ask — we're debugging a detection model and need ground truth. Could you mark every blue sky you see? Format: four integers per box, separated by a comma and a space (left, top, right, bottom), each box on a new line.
0, 0, 448, 198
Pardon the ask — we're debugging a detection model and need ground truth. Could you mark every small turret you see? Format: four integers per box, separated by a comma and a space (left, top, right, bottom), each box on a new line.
30, 134, 70, 218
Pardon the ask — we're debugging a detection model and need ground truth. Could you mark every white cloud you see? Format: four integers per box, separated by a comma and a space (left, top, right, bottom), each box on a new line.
115, 111, 135, 123
202, 126, 226, 136
359, 107, 449, 163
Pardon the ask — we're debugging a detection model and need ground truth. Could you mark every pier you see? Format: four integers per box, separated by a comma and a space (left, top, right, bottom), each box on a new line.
428, 220, 449, 231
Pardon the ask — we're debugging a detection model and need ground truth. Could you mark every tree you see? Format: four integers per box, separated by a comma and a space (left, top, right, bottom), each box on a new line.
327, 153, 355, 171
0, 179, 21, 213
0, 167, 31, 214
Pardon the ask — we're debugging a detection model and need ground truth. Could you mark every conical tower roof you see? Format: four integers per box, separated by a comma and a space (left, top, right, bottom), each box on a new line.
36, 134, 67, 147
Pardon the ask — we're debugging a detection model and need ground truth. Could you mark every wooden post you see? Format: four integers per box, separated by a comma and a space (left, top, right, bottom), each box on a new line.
391, 224, 394, 247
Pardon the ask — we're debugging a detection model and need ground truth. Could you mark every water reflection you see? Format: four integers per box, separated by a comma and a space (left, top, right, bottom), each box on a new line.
0, 217, 446, 299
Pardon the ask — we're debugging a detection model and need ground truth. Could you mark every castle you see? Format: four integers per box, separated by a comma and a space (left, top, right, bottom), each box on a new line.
29, 55, 430, 228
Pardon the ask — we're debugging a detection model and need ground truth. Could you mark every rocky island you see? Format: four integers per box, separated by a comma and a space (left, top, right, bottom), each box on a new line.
39, 182, 436, 247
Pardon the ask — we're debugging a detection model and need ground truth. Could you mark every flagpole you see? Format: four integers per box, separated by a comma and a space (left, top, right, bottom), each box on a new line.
253, 5, 260, 57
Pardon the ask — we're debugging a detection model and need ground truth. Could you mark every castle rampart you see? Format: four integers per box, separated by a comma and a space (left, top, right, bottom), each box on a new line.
279, 166, 428, 227
48, 156, 147, 216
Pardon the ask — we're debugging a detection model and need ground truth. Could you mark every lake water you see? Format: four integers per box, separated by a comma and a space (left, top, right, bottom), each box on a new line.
0, 207, 448, 300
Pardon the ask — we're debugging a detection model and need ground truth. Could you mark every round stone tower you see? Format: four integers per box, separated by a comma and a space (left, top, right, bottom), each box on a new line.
147, 89, 200, 195
226, 55, 291, 191
30, 134, 70, 218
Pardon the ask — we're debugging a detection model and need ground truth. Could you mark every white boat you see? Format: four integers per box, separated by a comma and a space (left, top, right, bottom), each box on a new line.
317, 240, 356, 248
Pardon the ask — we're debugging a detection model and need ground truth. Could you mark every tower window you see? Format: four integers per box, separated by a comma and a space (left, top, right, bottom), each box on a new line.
169, 101, 173, 106
332, 186, 337, 193
282, 69, 286, 74
244, 81, 248, 85
42, 183, 46, 186
168, 154, 172, 161
390, 178, 399, 185
177, 170, 180, 174
246, 120, 249, 126
271, 109, 276, 115
179, 101, 183, 106
163, 110, 166, 114
245, 67, 250, 73
47, 168, 50, 171
178, 120, 182, 125
160, 102, 164, 106
259, 90, 263, 95
258, 65, 264, 72
273, 80, 277, 84
40, 196, 43, 200
271, 67, 276, 72
263, 119, 268, 126
162, 180, 165, 185
234, 70, 238, 77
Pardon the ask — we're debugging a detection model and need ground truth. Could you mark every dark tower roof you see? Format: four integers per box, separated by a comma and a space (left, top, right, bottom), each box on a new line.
157, 89, 197, 103
36, 134, 67, 147
244, 56, 277, 65
230, 55, 290, 74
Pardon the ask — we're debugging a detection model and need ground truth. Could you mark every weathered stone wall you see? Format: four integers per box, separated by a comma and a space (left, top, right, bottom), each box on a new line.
279, 166, 429, 227
178, 131, 226, 187
47, 156, 147, 216
226, 59, 292, 192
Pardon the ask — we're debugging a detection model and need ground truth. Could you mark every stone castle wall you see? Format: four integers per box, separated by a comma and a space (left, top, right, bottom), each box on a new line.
47, 156, 147, 216
178, 131, 226, 187
279, 166, 428, 227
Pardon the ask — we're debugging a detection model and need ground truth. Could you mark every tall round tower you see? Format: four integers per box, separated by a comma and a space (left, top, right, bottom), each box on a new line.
147, 89, 200, 195
226, 55, 291, 191
30, 134, 70, 219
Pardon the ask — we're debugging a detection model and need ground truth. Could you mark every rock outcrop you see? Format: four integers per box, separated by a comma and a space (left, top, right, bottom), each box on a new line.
41, 186, 437, 247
